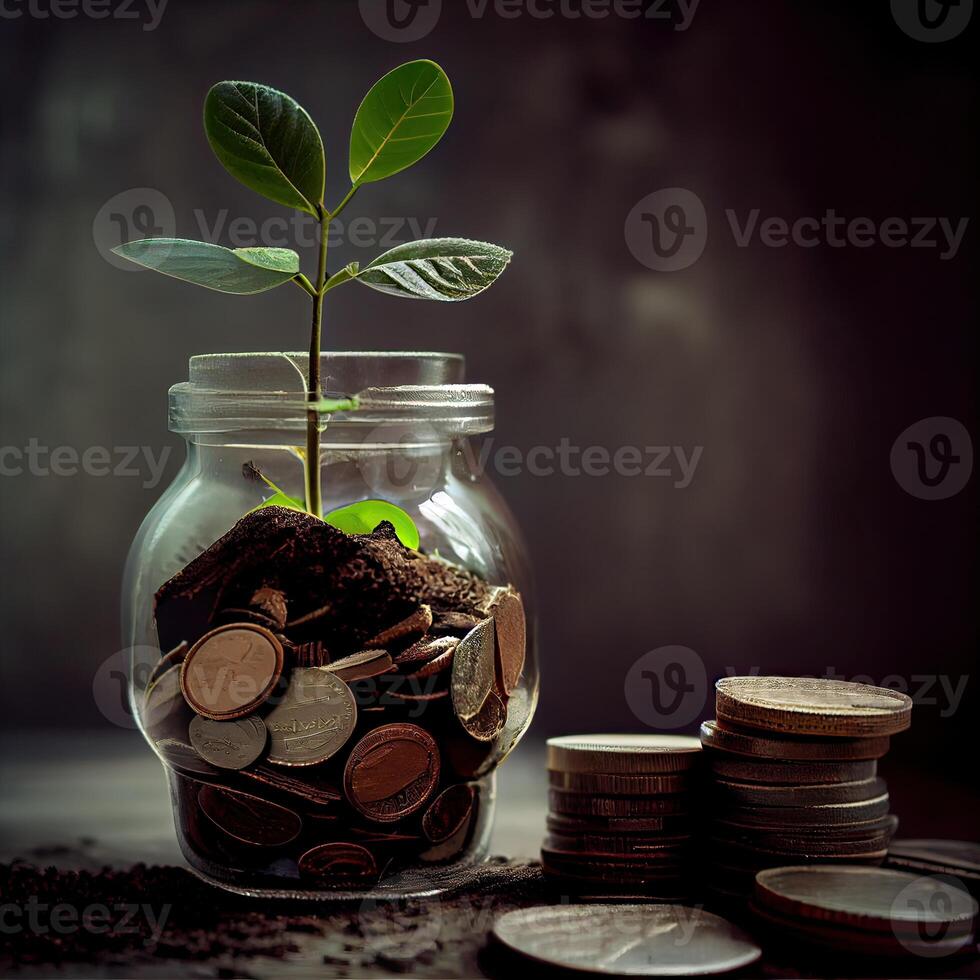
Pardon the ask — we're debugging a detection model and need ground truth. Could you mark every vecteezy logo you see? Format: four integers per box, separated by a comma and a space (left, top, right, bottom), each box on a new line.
624, 645, 706, 729
891, 0, 972, 42
93, 188, 176, 271
889, 874, 977, 958
359, 0, 442, 42
625, 188, 707, 272
890, 417, 973, 500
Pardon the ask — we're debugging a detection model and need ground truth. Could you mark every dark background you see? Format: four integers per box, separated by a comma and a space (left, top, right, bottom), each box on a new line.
0, 1, 976, 825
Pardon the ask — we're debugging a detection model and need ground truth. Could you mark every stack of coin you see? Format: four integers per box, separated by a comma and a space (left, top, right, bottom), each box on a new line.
542, 734, 702, 898
701, 676, 912, 903
751, 865, 977, 958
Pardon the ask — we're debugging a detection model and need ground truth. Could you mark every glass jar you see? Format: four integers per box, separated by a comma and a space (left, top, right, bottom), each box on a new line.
122, 352, 537, 898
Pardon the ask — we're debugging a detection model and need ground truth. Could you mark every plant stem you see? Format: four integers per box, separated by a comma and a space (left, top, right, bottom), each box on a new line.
305, 205, 330, 519
329, 185, 359, 222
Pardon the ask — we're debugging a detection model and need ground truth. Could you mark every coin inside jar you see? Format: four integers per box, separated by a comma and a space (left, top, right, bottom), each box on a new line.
264, 667, 357, 767
298, 842, 378, 885
188, 714, 267, 770
451, 619, 496, 723
344, 723, 440, 823
180, 623, 284, 720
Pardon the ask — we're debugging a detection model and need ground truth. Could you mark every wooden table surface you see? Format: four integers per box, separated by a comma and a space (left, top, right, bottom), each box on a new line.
2, 732, 977, 979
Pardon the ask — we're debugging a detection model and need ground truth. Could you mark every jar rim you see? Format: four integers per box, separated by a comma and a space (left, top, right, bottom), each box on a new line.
169, 351, 494, 435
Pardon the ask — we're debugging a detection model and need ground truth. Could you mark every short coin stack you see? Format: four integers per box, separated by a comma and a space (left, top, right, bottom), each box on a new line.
701, 676, 912, 903
701, 677, 912, 899
543, 734, 702, 898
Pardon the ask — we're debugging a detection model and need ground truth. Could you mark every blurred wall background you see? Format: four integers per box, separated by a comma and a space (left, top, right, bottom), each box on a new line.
0, 0, 975, 795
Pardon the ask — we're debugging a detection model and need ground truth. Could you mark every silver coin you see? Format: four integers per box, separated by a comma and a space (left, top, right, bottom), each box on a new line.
264, 667, 357, 767
493, 904, 761, 976
450, 618, 496, 723
188, 714, 267, 770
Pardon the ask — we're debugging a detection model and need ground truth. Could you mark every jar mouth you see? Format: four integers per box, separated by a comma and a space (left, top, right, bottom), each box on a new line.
169, 352, 494, 435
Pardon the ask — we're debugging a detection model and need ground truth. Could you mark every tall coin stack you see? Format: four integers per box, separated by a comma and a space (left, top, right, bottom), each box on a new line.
543, 734, 702, 899
700, 676, 912, 904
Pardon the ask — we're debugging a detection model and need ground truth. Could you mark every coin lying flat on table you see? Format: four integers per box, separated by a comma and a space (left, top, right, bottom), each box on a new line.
263, 667, 357, 767
547, 735, 702, 775
715, 677, 912, 738
700, 719, 890, 761
493, 904, 761, 976
180, 623, 285, 721
188, 714, 267, 770
344, 723, 440, 823
887, 839, 980, 875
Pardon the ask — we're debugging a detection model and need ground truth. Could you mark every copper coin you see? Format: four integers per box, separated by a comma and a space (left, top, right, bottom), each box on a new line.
180, 623, 284, 721
547, 735, 702, 775
711, 814, 899, 849
548, 770, 694, 796
264, 667, 357, 767
188, 714, 267, 770
711, 776, 887, 808
394, 635, 458, 666
197, 783, 302, 847
298, 842, 378, 885
402, 644, 456, 681
712, 813, 898, 841
753, 865, 978, 935
549, 789, 690, 818
293, 640, 330, 667
709, 833, 896, 861
422, 784, 477, 843
239, 763, 342, 806
325, 649, 394, 682
250, 587, 287, 630
706, 753, 877, 785
366, 605, 433, 648
485, 587, 526, 695
463, 689, 507, 742
344, 723, 440, 823
431, 611, 482, 634
700, 719, 889, 761
492, 904, 761, 975
451, 619, 496, 722
715, 677, 912, 737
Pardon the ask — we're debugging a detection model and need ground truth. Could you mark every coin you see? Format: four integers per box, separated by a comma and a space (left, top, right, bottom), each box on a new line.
700, 720, 889, 761
706, 753, 877, 785
887, 839, 980, 875
548, 813, 694, 837
344, 723, 440, 823
153, 736, 221, 777
545, 832, 692, 859
142, 665, 187, 733
324, 649, 393, 682
197, 784, 302, 847
548, 770, 694, 795
719, 792, 891, 829
180, 624, 284, 721
548, 789, 690, 818
486, 588, 526, 694
250, 587, 288, 630
710, 834, 895, 861
264, 667, 357, 767
547, 735, 702, 775
753, 865, 978, 935
402, 644, 456, 681
450, 619, 496, 722
715, 677, 912, 737
431, 611, 482, 634
422, 784, 476, 844
188, 714, 267, 770
147, 641, 189, 687
239, 763, 342, 806
463, 688, 506, 742
492, 904, 761, 976
394, 635, 458, 666
711, 776, 886, 808
366, 605, 433, 648
298, 842, 378, 885
712, 813, 897, 841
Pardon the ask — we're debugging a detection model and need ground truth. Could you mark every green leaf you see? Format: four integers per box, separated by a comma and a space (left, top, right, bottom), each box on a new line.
323, 262, 360, 294
233, 247, 300, 275
204, 81, 325, 215
355, 238, 513, 302
249, 490, 307, 515
112, 239, 300, 294
349, 60, 453, 186
324, 500, 420, 549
